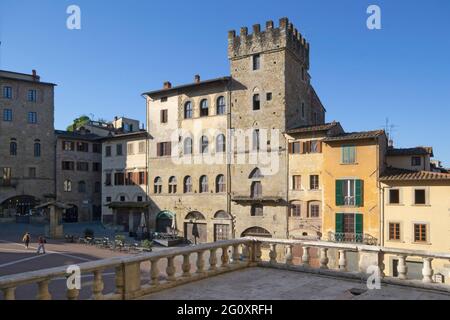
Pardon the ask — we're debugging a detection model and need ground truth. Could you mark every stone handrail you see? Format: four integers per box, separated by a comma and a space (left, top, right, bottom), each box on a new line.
1, 237, 449, 300
0, 239, 252, 300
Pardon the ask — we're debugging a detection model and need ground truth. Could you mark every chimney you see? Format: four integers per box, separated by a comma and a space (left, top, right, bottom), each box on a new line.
32, 69, 38, 80
388, 139, 394, 148
163, 81, 172, 89
194, 75, 201, 83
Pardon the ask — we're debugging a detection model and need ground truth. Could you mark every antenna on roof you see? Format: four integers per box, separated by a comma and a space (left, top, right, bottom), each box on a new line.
381, 118, 398, 147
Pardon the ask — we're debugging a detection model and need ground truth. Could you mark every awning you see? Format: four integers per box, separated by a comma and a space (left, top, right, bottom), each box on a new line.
107, 202, 151, 209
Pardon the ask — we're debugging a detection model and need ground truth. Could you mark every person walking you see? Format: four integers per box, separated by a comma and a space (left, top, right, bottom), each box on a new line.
22, 232, 31, 249
36, 236, 46, 254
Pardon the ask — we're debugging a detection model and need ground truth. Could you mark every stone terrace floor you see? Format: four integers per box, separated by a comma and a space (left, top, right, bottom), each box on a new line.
140, 267, 450, 300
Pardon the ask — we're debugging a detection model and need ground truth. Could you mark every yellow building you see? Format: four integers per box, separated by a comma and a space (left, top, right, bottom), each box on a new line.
322, 130, 388, 245
381, 169, 450, 284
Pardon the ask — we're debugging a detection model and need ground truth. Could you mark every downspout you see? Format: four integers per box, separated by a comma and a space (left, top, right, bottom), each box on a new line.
226, 82, 233, 238
285, 135, 290, 239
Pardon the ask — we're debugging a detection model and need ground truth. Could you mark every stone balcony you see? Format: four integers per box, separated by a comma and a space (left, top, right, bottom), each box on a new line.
0, 238, 449, 300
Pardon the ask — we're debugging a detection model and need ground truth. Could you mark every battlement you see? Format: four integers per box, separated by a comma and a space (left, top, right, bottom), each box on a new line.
227, 17, 309, 68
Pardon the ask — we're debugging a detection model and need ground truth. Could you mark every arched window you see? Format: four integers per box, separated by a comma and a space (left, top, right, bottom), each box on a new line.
168, 176, 177, 194
185, 211, 206, 221
154, 177, 162, 194
78, 181, 86, 193
184, 101, 193, 119
184, 137, 193, 155
251, 181, 262, 198
64, 180, 72, 192
34, 141, 41, 157
253, 94, 260, 110
308, 201, 321, 218
249, 168, 263, 179
199, 175, 208, 193
9, 141, 17, 156
200, 136, 209, 154
216, 174, 225, 193
216, 134, 225, 153
200, 99, 208, 117
214, 211, 231, 219
216, 96, 226, 115
241, 227, 271, 238
183, 176, 192, 193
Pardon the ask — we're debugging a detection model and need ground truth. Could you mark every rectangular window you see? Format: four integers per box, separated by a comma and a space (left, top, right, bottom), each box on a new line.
160, 109, 168, 123
126, 172, 135, 186
105, 146, 112, 157
28, 112, 37, 124
310, 205, 320, 218
253, 94, 260, 111
289, 142, 301, 154
389, 189, 400, 204
77, 142, 89, 152
92, 163, 101, 172
252, 129, 260, 151
114, 172, 125, 186
106, 197, 112, 203
3, 109, 12, 121
27, 90, 37, 102
290, 204, 301, 217
251, 204, 264, 217
62, 161, 75, 171
116, 144, 123, 156
63, 141, 75, 151
292, 175, 301, 190
3, 86, 12, 99
28, 167, 36, 178
310, 175, 319, 190
2, 167, 12, 186
139, 172, 146, 185
411, 156, 422, 167
414, 189, 426, 205
310, 140, 322, 153
343, 214, 355, 233
342, 145, 356, 164
138, 141, 145, 154
105, 173, 112, 186
92, 143, 102, 153
157, 142, 171, 157
161, 97, 168, 103
253, 54, 261, 70
336, 179, 363, 207
266, 92, 272, 101
76, 162, 89, 171
414, 224, 427, 242
94, 182, 101, 193
389, 223, 401, 241
126, 143, 134, 155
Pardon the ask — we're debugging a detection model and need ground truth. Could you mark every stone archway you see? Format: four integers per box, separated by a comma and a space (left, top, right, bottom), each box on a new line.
1, 195, 37, 216
156, 211, 174, 233
241, 226, 272, 238
63, 205, 78, 223
184, 211, 207, 244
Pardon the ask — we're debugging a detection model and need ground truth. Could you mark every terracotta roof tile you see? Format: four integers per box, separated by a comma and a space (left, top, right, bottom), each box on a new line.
386, 147, 434, 157
286, 122, 340, 134
323, 130, 385, 142
380, 168, 450, 181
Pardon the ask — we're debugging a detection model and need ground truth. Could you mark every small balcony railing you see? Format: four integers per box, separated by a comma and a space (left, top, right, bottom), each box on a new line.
328, 232, 378, 246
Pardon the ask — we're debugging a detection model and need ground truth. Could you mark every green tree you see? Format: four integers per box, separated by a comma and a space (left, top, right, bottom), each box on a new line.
67, 115, 90, 132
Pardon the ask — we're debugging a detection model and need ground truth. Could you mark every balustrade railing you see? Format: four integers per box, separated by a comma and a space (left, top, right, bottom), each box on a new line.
1, 237, 449, 300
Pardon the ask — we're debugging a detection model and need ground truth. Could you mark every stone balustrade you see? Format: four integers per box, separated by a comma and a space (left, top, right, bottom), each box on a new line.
1, 238, 449, 300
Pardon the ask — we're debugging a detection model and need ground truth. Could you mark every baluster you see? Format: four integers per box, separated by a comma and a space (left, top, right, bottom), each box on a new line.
338, 250, 347, 271
196, 250, 205, 274
285, 244, 293, 265
242, 244, 251, 262
397, 255, 408, 280
302, 246, 310, 267
3, 287, 16, 300
209, 248, 217, 271
166, 256, 176, 281
67, 288, 79, 300
221, 246, 230, 268
269, 244, 277, 264
92, 269, 104, 300
232, 244, 240, 264
115, 265, 124, 296
422, 257, 434, 283
36, 279, 52, 300
319, 248, 329, 269
254, 242, 262, 263
182, 253, 191, 277
151, 258, 160, 285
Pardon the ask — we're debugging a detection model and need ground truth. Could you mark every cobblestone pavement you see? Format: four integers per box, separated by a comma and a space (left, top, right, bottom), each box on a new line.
140, 267, 450, 300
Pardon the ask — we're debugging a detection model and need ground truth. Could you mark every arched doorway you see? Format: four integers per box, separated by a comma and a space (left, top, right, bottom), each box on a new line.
156, 211, 174, 233
241, 226, 272, 238
184, 211, 207, 244
63, 205, 78, 223
213, 211, 232, 241
1, 196, 37, 216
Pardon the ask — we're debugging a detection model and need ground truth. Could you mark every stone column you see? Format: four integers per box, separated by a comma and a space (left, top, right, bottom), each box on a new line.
209, 248, 218, 271
232, 244, 240, 264
36, 280, 51, 300
269, 244, 277, 264
302, 246, 310, 267
422, 257, 434, 283
196, 250, 205, 274
92, 269, 104, 300
285, 245, 294, 266
182, 254, 191, 277
319, 248, 329, 269
166, 256, 176, 281
151, 258, 160, 285
397, 255, 408, 280
338, 250, 347, 271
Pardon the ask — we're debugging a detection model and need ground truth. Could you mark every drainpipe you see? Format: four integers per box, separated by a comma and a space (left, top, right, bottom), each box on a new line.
285, 135, 290, 239
226, 82, 233, 239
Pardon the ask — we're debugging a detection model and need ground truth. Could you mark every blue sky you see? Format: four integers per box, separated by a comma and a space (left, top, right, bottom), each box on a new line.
1, 0, 449, 166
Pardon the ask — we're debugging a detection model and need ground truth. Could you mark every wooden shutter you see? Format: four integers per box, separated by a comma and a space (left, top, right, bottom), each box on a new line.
335, 213, 344, 233
335, 180, 344, 206
355, 180, 363, 207
288, 143, 293, 154
317, 141, 322, 153
355, 214, 363, 235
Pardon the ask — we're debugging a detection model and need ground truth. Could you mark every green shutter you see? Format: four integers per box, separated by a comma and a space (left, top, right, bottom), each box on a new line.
335, 213, 344, 233
336, 180, 344, 206
355, 214, 363, 235
355, 180, 363, 207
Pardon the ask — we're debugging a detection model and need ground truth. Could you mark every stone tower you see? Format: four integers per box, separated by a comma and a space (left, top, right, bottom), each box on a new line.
227, 18, 325, 239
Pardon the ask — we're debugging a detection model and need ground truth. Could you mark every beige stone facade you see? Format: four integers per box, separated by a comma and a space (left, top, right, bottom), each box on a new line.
0, 70, 56, 217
